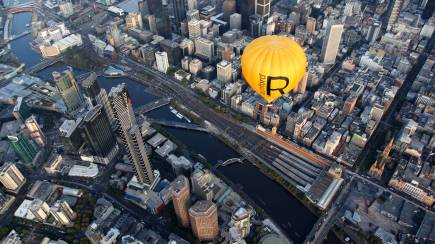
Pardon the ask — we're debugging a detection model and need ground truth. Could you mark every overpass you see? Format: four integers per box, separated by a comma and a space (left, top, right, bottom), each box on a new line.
147, 118, 209, 132
135, 97, 171, 115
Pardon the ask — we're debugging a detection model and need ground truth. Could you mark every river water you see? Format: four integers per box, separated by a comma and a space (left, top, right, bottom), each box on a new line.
8, 12, 346, 244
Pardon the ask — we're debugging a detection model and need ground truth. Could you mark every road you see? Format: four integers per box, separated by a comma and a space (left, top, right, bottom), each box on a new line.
357, 30, 435, 172
304, 177, 351, 244
306, 168, 435, 244
50, 178, 193, 241
346, 170, 434, 213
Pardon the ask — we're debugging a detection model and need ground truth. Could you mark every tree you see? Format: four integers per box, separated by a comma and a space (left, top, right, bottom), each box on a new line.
0, 227, 11, 238
366, 235, 382, 244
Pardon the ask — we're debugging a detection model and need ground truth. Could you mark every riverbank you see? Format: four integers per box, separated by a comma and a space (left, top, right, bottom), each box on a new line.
171, 101, 322, 217
150, 122, 269, 217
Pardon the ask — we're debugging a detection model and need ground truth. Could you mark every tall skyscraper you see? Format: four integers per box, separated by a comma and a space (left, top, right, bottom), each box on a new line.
188, 19, 201, 39
189, 58, 202, 75
158, 0, 172, 38
171, 175, 190, 227
53, 69, 83, 113
187, 0, 197, 10
191, 169, 214, 200
230, 206, 253, 238
179, 38, 194, 56
24, 115, 47, 147
237, 0, 255, 30
229, 13, 242, 30
144, 14, 158, 34
29, 199, 50, 222
387, 0, 403, 31
138, 0, 149, 16
8, 133, 39, 165
194, 37, 214, 63
171, 0, 187, 23
139, 44, 157, 66
343, 93, 358, 114
249, 14, 263, 37
255, 0, 270, 20
320, 21, 344, 64
59, 1, 74, 18
217, 60, 232, 83
81, 72, 114, 122
366, 21, 381, 44
189, 200, 219, 241
306, 17, 316, 34
284, 112, 299, 136
126, 12, 144, 29
160, 39, 182, 65
81, 105, 118, 162
0, 163, 26, 192
155, 51, 169, 73
50, 200, 76, 225
223, 0, 236, 21
108, 84, 155, 186
186, 9, 199, 21
13, 97, 31, 124
147, 0, 162, 15
294, 71, 308, 94
59, 119, 84, 152
108, 24, 122, 47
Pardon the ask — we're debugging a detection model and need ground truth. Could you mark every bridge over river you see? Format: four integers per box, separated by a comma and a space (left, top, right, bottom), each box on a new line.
135, 97, 171, 115
147, 118, 209, 132
212, 158, 244, 170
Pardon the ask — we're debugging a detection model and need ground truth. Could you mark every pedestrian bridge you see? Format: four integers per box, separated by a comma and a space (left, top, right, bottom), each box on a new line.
213, 158, 243, 169
7, 30, 30, 42
147, 118, 209, 132
135, 98, 171, 115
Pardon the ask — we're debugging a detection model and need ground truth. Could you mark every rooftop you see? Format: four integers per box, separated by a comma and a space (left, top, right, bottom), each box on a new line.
189, 200, 216, 215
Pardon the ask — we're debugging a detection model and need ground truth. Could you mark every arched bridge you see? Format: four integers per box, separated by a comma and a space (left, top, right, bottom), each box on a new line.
147, 118, 209, 132
213, 158, 243, 169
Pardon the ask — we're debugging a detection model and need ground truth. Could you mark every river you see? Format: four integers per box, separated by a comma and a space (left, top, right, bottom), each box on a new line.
9, 12, 344, 244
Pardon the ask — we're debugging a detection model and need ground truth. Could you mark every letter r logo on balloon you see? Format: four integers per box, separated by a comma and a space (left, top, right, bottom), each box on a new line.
266, 76, 290, 96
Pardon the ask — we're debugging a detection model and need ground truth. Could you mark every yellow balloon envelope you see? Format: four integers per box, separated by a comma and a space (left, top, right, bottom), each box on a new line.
241, 35, 307, 103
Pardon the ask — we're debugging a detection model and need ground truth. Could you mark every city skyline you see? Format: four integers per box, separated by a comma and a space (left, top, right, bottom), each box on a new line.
0, 0, 433, 243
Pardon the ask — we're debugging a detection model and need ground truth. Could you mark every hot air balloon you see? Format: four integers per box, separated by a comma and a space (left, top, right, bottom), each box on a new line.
241, 35, 307, 103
